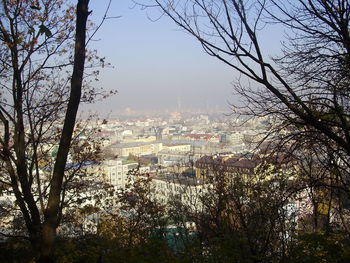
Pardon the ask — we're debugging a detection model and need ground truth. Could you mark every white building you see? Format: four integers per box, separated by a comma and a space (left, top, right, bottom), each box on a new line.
103, 159, 150, 189
150, 175, 207, 210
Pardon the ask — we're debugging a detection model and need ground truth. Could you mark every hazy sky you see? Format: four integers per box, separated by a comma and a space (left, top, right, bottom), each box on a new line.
85, 0, 282, 115
84, 0, 237, 114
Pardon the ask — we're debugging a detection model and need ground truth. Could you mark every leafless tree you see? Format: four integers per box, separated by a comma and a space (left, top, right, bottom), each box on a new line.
139, 0, 350, 165
138, 0, 350, 233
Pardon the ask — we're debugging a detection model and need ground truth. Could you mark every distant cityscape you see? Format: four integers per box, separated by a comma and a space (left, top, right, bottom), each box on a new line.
0, 110, 317, 240
82, 105, 232, 119
95, 112, 267, 173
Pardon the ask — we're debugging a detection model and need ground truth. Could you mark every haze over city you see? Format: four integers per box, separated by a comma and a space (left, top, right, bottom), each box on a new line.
85, 0, 242, 114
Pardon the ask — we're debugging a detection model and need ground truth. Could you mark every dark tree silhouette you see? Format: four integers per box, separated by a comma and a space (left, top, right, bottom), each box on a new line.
0, 0, 97, 261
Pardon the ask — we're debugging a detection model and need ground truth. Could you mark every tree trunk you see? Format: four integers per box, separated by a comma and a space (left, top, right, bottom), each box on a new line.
37, 0, 90, 261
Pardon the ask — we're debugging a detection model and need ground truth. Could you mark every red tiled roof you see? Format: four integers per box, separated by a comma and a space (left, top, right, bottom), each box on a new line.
185, 134, 218, 140
195, 155, 257, 169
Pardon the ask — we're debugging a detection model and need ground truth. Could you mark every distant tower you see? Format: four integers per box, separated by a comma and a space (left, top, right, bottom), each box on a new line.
177, 96, 182, 112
